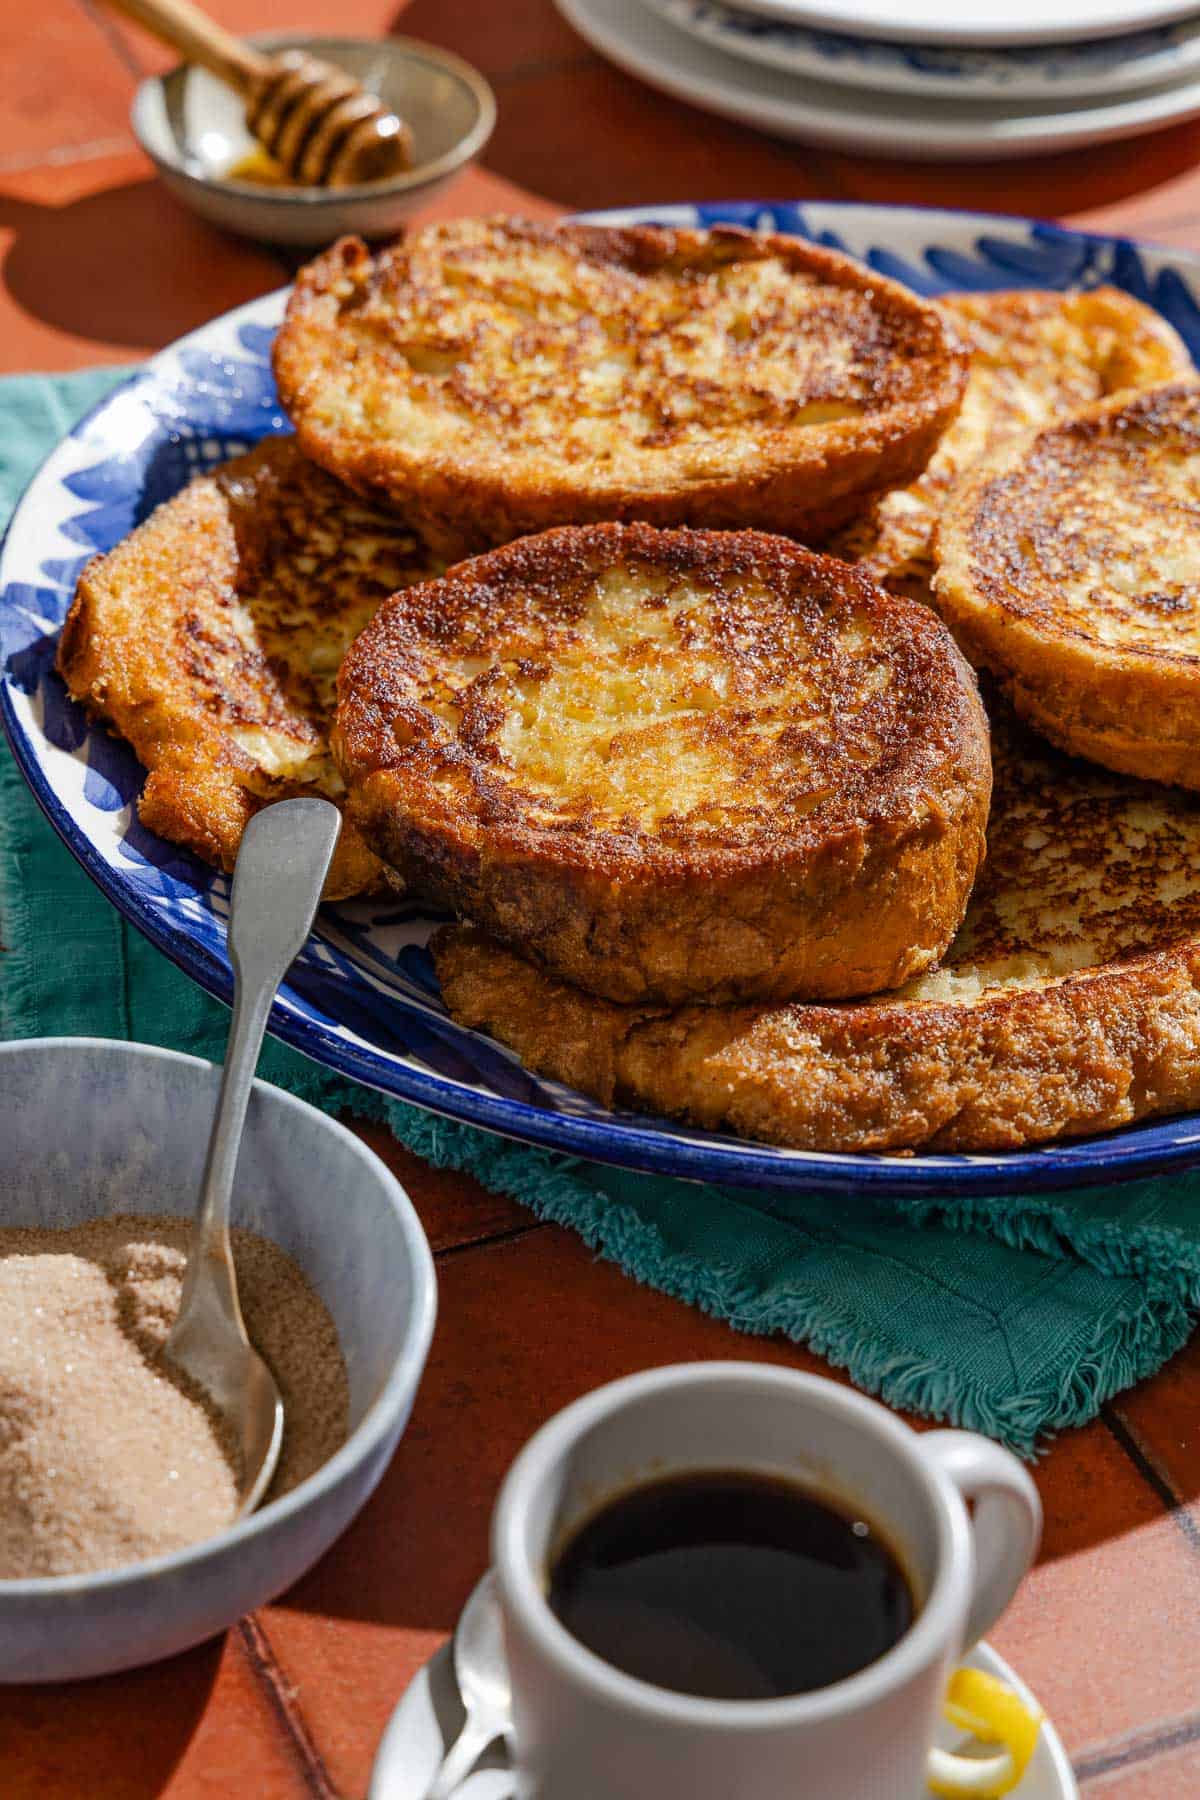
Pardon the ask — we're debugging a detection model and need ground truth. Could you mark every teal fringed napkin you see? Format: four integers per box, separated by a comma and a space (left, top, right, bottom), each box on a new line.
4, 366, 1200, 1456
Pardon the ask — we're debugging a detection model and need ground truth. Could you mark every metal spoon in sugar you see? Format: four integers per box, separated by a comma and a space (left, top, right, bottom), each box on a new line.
166, 798, 342, 1515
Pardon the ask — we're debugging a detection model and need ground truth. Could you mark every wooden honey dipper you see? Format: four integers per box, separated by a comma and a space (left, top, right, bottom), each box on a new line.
104, 0, 414, 187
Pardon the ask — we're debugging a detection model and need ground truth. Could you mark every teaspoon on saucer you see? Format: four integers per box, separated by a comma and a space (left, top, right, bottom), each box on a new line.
426, 1572, 512, 1799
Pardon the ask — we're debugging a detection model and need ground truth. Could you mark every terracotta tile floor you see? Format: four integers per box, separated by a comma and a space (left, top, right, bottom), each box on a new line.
1080, 1733, 1200, 1797
5, 0, 1200, 1792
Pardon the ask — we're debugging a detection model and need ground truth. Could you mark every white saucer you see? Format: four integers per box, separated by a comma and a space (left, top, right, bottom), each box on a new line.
558, 0, 1200, 161
369, 1633, 1077, 1799
648, 0, 1200, 102
723, 0, 1200, 49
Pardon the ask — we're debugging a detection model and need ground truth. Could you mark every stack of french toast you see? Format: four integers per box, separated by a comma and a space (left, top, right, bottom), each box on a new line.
59, 216, 1200, 1154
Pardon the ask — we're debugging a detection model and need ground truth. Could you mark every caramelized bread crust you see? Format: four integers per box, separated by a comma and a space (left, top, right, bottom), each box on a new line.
335, 522, 991, 1006
832, 285, 1191, 603
433, 706, 1200, 1153
935, 380, 1200, 789
273, 216, 968, 554
58, 438, 442, 899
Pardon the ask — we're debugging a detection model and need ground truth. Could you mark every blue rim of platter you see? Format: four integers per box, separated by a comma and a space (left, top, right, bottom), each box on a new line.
6, 199, 1200, 1199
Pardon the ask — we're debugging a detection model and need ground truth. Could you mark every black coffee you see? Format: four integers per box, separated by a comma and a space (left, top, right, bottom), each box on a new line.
546, 1469, 914, 1701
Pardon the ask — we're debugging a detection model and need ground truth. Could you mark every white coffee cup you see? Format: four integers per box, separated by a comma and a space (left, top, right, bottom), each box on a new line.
492, 1363, 1041, 1800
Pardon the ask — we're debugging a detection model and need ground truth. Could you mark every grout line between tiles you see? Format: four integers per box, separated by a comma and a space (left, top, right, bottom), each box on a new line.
1101, 1406, 1200, 1556
1076, 1709, 1200, 1783
238, 1614, 342, 1800
433, 1219, 546, 1261
76, 0, 149, 83
781, 148, 858, 200
491, 53, 595, 87
0, 136, 136, 177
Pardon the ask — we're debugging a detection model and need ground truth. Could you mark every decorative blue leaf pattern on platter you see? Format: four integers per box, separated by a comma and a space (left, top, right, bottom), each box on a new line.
657, 0, 1200, 96
6, 206, 1200, 1197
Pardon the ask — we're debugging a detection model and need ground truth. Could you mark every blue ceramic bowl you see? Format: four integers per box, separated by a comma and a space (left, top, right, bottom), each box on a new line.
0, 1037, 436, 1681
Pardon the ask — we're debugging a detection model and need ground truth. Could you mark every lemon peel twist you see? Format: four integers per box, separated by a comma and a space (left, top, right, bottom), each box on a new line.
927, 1667, 1043, 1798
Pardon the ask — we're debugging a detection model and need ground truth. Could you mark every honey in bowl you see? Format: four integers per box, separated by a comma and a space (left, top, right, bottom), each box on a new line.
226, 147, 290, 187
224, 141, 407, 191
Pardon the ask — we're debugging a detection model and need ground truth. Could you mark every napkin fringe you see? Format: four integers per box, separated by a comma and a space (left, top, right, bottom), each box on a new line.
369, 1100, 1197, 1457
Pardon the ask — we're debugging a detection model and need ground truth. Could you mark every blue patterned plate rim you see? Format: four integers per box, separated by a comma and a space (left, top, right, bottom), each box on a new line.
650, 0, 1200, 99
722, 0, 1200, 49
6, 199, 1200, 1199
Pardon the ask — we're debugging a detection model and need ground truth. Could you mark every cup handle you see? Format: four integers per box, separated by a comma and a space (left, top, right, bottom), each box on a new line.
922, 1431, 1042, 1649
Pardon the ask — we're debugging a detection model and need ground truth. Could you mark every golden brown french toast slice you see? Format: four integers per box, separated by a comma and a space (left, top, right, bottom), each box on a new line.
335, 521, 991, 1006
58, 438, 442, 899
831, 286, 1191, 601
273, 216, 967, 555
935, 379, 1200, 789
433, 702, 1200, 1153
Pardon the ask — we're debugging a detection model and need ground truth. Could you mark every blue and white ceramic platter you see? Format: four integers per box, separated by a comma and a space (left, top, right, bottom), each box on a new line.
651, 0, 1200, 101
6, 202, 1200, 1199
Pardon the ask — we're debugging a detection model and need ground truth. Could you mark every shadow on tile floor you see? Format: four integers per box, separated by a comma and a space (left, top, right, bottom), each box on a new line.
0, 1632, 223, 1795
267, 1248, 1200, 1636
0, 183, 282, 352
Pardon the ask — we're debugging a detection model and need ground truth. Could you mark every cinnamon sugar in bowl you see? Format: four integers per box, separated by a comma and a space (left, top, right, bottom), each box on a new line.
0, 1038, 436, 1682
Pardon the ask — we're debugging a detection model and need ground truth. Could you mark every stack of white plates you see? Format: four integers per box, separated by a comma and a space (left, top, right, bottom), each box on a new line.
556, 0, 1200, 159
